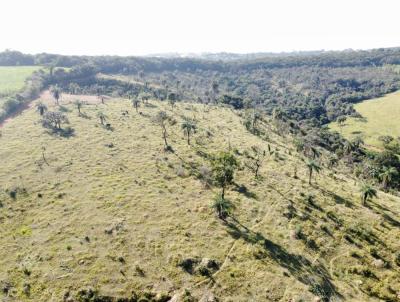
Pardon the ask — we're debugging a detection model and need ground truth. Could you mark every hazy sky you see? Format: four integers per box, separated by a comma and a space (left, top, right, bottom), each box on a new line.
1, 0, 399, 56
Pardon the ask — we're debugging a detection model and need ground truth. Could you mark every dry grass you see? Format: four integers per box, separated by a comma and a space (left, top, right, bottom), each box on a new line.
0, 96, 400, 301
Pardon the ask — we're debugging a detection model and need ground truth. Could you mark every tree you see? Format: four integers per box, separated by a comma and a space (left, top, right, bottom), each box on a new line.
167, 93, 178, 109
211, 82, 219, 103
379, 166, 398, 190
343, 140, 354, 155
139, 92, 151, 104
360, 184, 377, 206
337, 116, 346, 134
97, 111, 106, 125
42, 111, 69, 130
74, 100, 83, 116
36, 102, 47, 116
245, 145, 266, 178
155, 111, 173, 150
181, 119, 197, 145
51, 86, 61, 105
306, 160, 321, 185
211, 152, 238, 199
132, 98, 140, 113
211, 194, 235, 220
251, 110, 261, 132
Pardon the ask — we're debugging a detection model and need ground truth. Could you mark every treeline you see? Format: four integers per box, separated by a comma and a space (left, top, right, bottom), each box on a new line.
2, 47, 400, 71
1, 48, 400, 127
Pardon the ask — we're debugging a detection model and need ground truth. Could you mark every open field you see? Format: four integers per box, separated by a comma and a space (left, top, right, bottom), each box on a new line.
0, 66, 42, 96
329, 90, 400, 149
0, 96, 400, 301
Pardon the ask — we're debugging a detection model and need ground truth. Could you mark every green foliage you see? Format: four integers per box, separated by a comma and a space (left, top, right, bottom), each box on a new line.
211, 194, 235, 220
306, 159, 321, 185
360, 184, 377, 206
181, 118, 197, 145
211, 151, 238, 198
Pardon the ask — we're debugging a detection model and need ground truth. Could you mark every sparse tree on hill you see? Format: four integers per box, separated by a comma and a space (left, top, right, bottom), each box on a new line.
74, 100, 83, 116
343, 140, 354, 155
36, 102, 47, 116
360, 184, 377, 206
181, 119, 197, 145
51, 86, 61, 105
168, 93, 178, 109
306, 159, 321, 185
155, 111, 172, 150
211, 151, 238, 199
211, 82, 219, 103
97, 111, 106, 125
337, 116, 346, 134
211, 194, 235, 220
245, 145, 266, 178
379, 166, 398, 191
132, 98, 140, 113
139, 92, 151, 104
42, 111, 69, 130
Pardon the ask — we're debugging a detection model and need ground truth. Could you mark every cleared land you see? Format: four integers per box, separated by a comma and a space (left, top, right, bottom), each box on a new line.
0, 97, 400, 301
0, 66, 41, 96
329, 90, 400, 149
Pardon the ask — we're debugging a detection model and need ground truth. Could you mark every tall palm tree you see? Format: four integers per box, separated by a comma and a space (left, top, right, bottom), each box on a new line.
132, 98, 140, 113
379, 166, 398, 190
74, 100, 83, 116
306, 160, 321, 185
360, 184, 377, 206
343, 140, 354, 155
96, 111, 106, 125
51, 86, 61, 105
181, 119, 197, 145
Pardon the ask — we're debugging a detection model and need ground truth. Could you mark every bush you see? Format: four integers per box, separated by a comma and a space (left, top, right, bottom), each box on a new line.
3, 98, 20, 114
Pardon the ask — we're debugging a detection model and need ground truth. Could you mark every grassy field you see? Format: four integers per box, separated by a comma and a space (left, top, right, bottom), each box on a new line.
0, 66, 41, 96
329, 90, 400, 149
0, 97, 400, 301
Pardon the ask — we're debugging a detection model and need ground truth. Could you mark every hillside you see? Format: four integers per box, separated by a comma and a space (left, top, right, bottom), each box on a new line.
0, 66, 41, 96
1, 95, 400, 301
329, 91, 400, 150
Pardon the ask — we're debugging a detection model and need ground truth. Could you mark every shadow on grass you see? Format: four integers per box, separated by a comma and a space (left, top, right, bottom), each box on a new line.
224, 217, 342, 301
367, 201, 400, 229
79, 112, 91, 119
233, 183, 257, 199
45, 127, 75, 138
319, 188, 354, 208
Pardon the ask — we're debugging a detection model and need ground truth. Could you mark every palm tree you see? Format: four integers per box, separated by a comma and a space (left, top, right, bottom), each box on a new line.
96, 111, 106, 125
360, 184, 377, 206
211, 194, 235, 220
306, 160, 321, 185
337, 116, 346, 134
379, 166, 398, 190
181, 119, 197, 145
51, 86, 61, 105
343, 140, 354, 155
132, 98, 140, 113
36, 102, 47, 116
74, 100, 83, 116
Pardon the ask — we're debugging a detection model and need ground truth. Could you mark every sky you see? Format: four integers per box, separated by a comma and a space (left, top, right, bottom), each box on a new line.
1, 0, 400, 56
